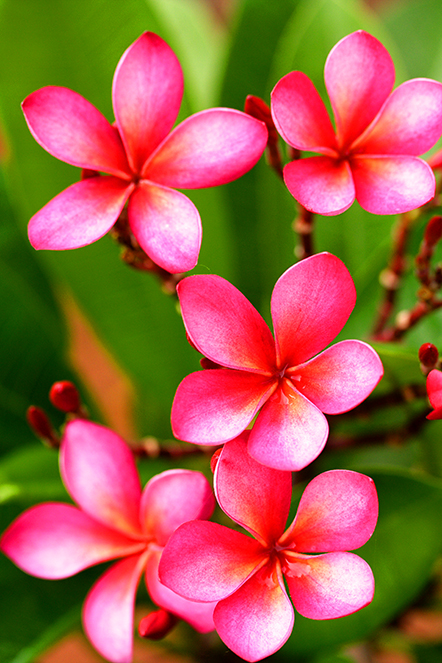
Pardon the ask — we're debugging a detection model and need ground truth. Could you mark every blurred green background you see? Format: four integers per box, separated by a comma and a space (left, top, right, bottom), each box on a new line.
2, 0, 442, 661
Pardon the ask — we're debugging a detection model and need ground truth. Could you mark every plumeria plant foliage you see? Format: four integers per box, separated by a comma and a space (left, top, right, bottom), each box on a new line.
2, 2, 442, 663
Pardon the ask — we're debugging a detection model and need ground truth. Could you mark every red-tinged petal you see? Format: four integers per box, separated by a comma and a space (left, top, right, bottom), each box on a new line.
159, 520, 266, 602
247, 384, 329, 471
22, 87, 131, 178
324, 30, 395, 150
427, 369, 442, 413
293, 340, 383, 414
286, 551, 374, 620
127, 182, 201, 273
28, 177, 134, 250
283, 156, 355, 215
214, 562, 294, 662
0, 503, 144, 579
140, 469, 215, 545
271, 253, 356, 367
143, 109, 267, 187
428, 148, 442, 169
351, 155, 436, 214
60, 420, 142, 538
146, 548, 216, 632
177, 274, 276, 372
112, 32, 183, 173
282, 470, 378, 552
215, 433, 291, 545
355, 79, 442, 155
171, 369, 276, 444
83, 552, 148, 663
271, 71, 337, 154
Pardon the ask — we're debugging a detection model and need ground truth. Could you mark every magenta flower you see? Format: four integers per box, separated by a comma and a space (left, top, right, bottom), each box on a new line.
171, 252, 383, 470
271, 30, 442, 216
160, 433, 378, 662
426, 369, 442, 419
0, 419, 216, 663
23, 32, 267, 273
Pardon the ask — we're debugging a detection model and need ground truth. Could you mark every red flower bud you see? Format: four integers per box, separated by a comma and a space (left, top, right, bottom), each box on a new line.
419, 343, 439, 368
424, 216, 442, 246
26, 406, 59, 446
138, 609, 178, 640
49, 381, 81, 413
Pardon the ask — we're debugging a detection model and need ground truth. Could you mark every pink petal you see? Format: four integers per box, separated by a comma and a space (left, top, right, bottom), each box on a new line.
283, 156, 355, 215
270, 71, 337, 154
83, 551, 148, 663
159, 520, 266, 602
215, 432, 291, 546
351, 155, 436, 214
171, 369, 276, 444
0, 503, 144, 579
285, 551, 374, 619
28, 176, 134, 250
140, 469, 215, 546
281, 470, 378, 552
112, 32, 183, 173
426, 369, 442, 419
143, 109, 267, 187
247, 383, 329, 471
214, 561, 294, 662
127, 182, 201, 273
293, 340, 383, 414
176, 274, 276, 372
324, 30, 395, 150
60, 420, 142, 538
271, 253, 356, 367
22, 87, 131, 178
145, 548, 216, 633
355, 79, 442, 156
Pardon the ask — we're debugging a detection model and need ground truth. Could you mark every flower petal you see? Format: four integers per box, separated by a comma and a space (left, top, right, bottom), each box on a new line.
143, 109, 267, 187
215, 432, 291, 545
171, 369, 276, 444
83, 552, 148, 663
426, 369, 442, 419
214, 562, 294, 662
271, 253, 356, 367
60, 419, 142, 538
112, 32, 183, 173
247, 384, 329, 471
140, 469, 215, 545
355, 79, 442, 156
283, 156, 355, 215
127, 182, 201, 273
351, 155, 436, 214
28, 176, 134, 250
324, 30, 395, 150
286, 551, 374, 619
281, 470, 378, 552
0, 503, 144, 579
294, 340, 383, 414
176, 274, 276, 372
22, 87, 131, 178
146, 548, 216, 632
271, 71, 337, 153
159, 520, 266, 602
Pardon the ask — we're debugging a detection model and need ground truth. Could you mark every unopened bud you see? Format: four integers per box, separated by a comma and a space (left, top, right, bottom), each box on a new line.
49, 381, 81, 413
424, 216, 442, 246
419, 343, 439, 368
138, 609, 178, 640
210, 447, 223, 473
81, 168, 100, 180
245, 95, 272, 125
200, 357, 223, 370
26, 406, 59, 446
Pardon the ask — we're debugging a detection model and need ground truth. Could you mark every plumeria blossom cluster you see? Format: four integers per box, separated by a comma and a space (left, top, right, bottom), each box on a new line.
5, 24, 442, 663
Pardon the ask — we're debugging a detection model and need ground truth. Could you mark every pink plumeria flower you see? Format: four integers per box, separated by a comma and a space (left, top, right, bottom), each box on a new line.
23, 32, 267, 273
171, 252, 383, 471
0, 419, 216, 663
160, 433, 378, 662
426, 369, 442, 419
271, 30, 442, 216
